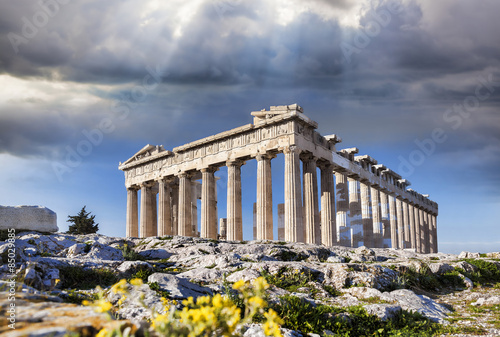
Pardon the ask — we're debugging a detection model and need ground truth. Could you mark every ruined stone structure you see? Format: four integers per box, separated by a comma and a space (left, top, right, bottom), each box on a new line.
119, 104, 438, 253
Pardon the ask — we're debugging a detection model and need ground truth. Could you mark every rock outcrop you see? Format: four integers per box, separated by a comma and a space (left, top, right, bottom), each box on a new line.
0, 206, 58, 232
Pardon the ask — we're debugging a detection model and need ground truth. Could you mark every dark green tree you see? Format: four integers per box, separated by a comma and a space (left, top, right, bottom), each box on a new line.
67, 206, 99, 234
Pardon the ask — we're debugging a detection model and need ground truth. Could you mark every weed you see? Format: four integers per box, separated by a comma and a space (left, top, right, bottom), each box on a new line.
261, 267, 317, 293
206, 263, 217, 269
119, 244, 145, 261
59, 266, 118, 290
323, 284, 341, 297
198, 248, 210, 255
458, 259, 500, 285
130, 269, 153, 282
148, 281, 170, 298
158, 236, 173, 240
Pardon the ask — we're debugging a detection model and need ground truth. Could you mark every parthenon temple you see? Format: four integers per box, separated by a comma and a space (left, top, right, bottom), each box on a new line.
119, 104, 438, 253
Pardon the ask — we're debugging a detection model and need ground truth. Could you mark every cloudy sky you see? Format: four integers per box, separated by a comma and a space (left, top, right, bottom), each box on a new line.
1, 0, 499, 254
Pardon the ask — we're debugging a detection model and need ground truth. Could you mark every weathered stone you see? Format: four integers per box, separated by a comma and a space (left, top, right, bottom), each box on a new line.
341, 286, 383, 300
381, 289, 451, 323
429, 263, 454, 275
455, 261, 479, 274
0, 205, 58, 232
226, 268, 261, 283
147, 273, 212, 299
458, 251, 480, 259
86, 243, 124, 261
117, 261, 152, 277
364, 304, 402, 321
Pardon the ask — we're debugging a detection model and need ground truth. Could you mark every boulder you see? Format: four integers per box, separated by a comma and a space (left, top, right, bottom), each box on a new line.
148, 273, 212, 299
458, 251, 480, 259
429, 263, 454, 275
455, 261, 479, 274
86, 243, 123, 261
364, 304, 402, 321
117, 261, 152, 277
0, 206, 58, 232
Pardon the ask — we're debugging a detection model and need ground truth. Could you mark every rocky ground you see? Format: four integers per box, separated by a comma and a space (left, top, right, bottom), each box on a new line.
0, 232, 499, 336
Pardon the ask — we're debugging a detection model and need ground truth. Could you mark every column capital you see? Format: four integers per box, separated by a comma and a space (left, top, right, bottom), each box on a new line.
200, 166, 218, 174
317, 160, 333, 170
140, 181, 155, 188
155, 176, 174, 184
282, 145, 301, 155
226, 159, 245, 167
300, 152, 318, 163
176, 171, 194, 179
127, 184, 140, 191
256, 152, 277, 161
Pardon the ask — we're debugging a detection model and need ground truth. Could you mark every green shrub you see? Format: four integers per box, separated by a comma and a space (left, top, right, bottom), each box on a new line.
459, 259, 500, 285
59, 266, 118, 289
130, 269, 153, 282
119, 244, 145, 261
272, 295, 439, 336
148, 281, 170, 298
261, 267, 315, 292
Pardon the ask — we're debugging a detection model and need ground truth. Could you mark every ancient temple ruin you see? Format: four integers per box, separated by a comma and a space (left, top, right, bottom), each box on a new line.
119, 104, 438, 253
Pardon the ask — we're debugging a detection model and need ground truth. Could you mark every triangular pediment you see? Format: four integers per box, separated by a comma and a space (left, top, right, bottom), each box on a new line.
122, 144, 166, 165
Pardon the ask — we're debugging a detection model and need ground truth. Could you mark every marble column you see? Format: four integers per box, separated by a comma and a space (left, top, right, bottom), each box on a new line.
370, 187, 382, 248
432, 214, 438, 253
178, 172, 192, 237
360, 181, 373, 248
380, 191, 391, 248
278, 203, 285, 241
219, 218, 227, 240
427, 212, 434, 253
414, 206, 422, 253
191, 182, 200, 237
388, 195, 398, 249
253, 202, 257, 240
201, 168, 217, 240
139, 182, 154, 238
408, 204, 416, 250
158, 179, 172, 236
171, 183, 179, 236
320, 163, 336, 246
227, 160, 244, 241
126, 186, 139, 237
419, 208, 427, 253
302, 154, 320, 245
284, 146, 303, 243
335, 172, 349, 246
395, 198, 405, 249
348, 177, 362, 247
148, 189, 158, 237
402, 201, 410, 248
256, 153, 274, 240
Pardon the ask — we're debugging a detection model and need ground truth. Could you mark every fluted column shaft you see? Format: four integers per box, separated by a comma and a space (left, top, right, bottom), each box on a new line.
284, 146, 303, 243
414, 207, 421, 253
380, 191, 391, 248
427, 212, 434, 253
419, 208, 427, 253
227, 160, 243, 241
408, 205, 416, 250
201, 168, 217, 239
360, 181, 373, 248
148, 189, 158, 237
348, 177, 361, 247
335, 172, 349, 246
395, 198, 404, 249
178, 173, 192, 237
171, 184, 179, 236
158, 179, 172, 236
302, 155, 320, 244
370, 187, 382, 248
140, 183, 153, 238
432, 214, 438, 253
320, 164, 336, 246
402, 201, 410, 248
256, 153, 274, 240
388, 195, 398, 248
126, 187, 139, 237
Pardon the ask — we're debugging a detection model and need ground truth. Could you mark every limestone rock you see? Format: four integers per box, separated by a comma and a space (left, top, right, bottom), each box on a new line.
117, 261, 152, 277
86, 243, 124, 261
381, 289, 451, 323
458, 251, 480, 259
0, 205, 58, 232
429, 263, 454, 275
148, 273, 213, 299
455, 261, 479, 274
364, 304, 402, 321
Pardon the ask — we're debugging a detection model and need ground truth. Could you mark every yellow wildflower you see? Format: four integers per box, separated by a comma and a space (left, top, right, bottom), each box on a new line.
95, 328, 109, 337
94, 299, 113, 313
263, 309, 284, 337
130, 278, 143, 286
233, 279, 245, 290
111, 279, 128, 294
248, 296, 266, 309
252, 277, 269, 293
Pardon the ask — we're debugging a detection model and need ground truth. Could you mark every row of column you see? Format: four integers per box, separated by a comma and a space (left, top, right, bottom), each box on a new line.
125, 147, 437, 253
